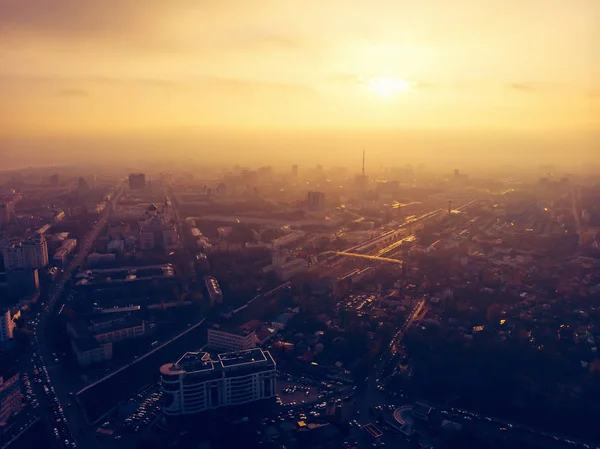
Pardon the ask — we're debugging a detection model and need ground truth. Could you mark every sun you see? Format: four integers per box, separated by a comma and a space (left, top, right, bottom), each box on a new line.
364, 77, 411, 96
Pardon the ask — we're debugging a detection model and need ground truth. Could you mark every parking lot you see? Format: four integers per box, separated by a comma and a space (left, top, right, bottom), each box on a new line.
92, 383, 163, 447
277, 380, 322, 406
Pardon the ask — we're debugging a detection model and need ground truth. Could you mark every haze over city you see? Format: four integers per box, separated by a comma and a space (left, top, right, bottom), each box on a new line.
1, 2, 600, 449
1, 0, 599, 168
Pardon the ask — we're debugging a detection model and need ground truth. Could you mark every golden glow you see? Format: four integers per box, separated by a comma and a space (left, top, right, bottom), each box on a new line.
0, 0, 597, 160
364, 77, 412, 96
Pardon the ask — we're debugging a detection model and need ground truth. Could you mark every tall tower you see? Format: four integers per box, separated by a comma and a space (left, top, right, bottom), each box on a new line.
362, 149, 365, 177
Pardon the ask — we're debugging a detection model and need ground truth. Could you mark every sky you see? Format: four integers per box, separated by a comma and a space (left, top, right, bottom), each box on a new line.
0, 0, 598, 167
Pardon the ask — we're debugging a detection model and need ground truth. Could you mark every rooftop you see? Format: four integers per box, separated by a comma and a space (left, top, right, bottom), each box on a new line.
160, 348, 275, 376
174, 351, 215, 374
72, 337, 102, 352
218, 348, 266, 368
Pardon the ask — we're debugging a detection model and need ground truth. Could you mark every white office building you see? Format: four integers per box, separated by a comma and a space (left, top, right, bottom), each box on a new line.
207, 327, 256, 352
160, 348, 276, 416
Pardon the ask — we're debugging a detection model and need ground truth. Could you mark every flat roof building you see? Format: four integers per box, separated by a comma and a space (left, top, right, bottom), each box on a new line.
160, 348, 276, 416
207, 327, 256, 353
67, 313, 146, 366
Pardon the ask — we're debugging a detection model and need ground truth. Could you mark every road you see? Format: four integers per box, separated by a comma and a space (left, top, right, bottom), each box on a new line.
354, 299, 426, 417
22, 183, 125, 449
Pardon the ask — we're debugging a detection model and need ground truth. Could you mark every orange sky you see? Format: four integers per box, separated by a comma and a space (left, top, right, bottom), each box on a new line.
0, 0, 598, 162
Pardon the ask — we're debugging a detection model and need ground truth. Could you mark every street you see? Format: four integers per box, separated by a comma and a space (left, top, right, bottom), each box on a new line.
14, 183, 125, 449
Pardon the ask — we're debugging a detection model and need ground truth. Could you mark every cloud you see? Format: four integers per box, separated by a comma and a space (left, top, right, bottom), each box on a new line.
1, 73, 313, 97
56, 88, 89, 98
330, 74, 434, 89
0, 0, 284, 53
508, 82, 535, 92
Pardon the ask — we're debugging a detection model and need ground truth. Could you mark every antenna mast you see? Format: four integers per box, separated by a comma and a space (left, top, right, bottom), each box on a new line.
362, 149, 365, 176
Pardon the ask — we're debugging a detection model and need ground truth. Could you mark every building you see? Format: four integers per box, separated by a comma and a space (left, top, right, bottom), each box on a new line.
89, 315, 146, 344
204, 276, 223, 306
292, 164, 298, 178
0, 368, 23, 427
67, 313, 146, 366
71, 339, 113, 367
77, 177, 90, 191
0, 203, 10, 228
139, 229, 155, 250
412, 402, 433, 421
274, 258, 308, 281
87, 252, 116, 267
6, 268, 39, 298
138, 207, 179, 251
217, 227, 233, 239
52, 249, 68, 266
160, 348, 276, 416
215, 183, 227, 195
272, 231, 306, 248
307, 191, 326, 210
128, 173, 146, 190
271, 313, 291, 330
2, 234, 49, 270
0, 309, 16, 344
52, 237, 76, 266
207, 327, 256, 352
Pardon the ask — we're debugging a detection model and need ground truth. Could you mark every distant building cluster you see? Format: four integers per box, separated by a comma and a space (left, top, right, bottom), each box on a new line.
128, 173, 146, 190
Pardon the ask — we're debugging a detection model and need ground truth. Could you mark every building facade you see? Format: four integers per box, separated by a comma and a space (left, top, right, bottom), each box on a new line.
0, 309, 16, 345
71, 339, 113, 367
0, 371, 23, 427
67, 314, 145, 366
160, 348, 276, 416
307, 191, 326, 210
6, 268, 40, 298
2, 234, 49, 270
207, 327, 256, 352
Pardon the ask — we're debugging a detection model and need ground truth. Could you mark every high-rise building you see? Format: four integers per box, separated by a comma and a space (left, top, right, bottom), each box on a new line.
292, 164, 298, 177
160, 348, 276, 416
78, 177, 90, 191
128, 173, 146, 190
2, 234, 49, 270
307, 191, 326, 210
